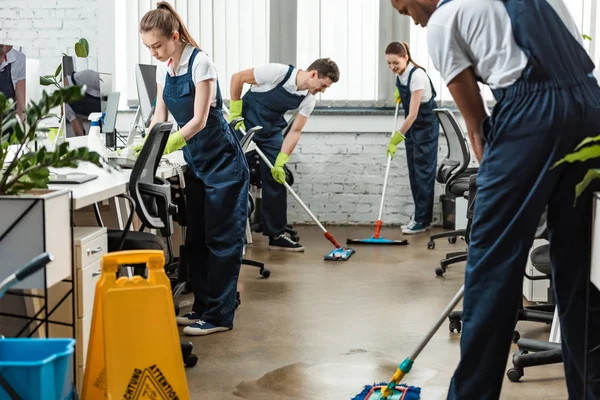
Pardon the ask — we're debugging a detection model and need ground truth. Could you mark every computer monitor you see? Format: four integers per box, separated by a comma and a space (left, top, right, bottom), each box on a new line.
25, 58, 41, 106
135, 63, 157, 128
102, 92, 120, 135
62, 55, 75, 84
46, 114, 66, 151
99, 72, 112, 111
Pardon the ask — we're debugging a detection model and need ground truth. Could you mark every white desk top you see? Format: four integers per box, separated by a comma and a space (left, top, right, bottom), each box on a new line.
48, 137, 187, 210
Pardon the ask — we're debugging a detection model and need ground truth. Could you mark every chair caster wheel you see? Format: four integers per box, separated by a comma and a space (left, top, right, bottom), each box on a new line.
184, 354, 198, 368
435, 266, 445, 276
513, 330, 521, 343
291, 235, 300, 242
427, 240, 435, 250
449, 320, 462, 333
448, 236, 457, 244
506, 367, 524, 382
261, 268, 271, 278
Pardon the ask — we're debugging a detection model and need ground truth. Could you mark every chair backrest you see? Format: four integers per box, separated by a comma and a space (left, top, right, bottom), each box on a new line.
434, 109, 471, 184
128, 122, 174, 237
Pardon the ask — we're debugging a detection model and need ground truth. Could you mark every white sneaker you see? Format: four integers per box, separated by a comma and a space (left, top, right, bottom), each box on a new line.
401, 215, 415, 230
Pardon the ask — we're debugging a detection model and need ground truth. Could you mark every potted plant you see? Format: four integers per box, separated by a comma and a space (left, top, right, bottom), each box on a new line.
40, 38, 90, 90
0, 86, 113, 289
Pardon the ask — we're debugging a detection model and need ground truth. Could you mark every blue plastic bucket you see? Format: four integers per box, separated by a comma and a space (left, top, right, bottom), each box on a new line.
0, 338, 75, 400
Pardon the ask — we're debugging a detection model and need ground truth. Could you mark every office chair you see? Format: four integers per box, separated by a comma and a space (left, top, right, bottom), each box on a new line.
447, 185, 554, 343
435, 173, 476, 276
232, 116, 300, 242
227, 118, 271, 278
104, 121, 198, 368
506, 224, 562, 382
428, 109, 478, 251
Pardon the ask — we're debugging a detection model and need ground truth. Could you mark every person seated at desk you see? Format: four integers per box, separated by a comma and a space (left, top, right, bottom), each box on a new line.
63, 69, 102, 137
0, 45, 26, 124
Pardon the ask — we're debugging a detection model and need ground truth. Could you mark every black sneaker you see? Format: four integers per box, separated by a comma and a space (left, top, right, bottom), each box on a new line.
269, 234, 305, 252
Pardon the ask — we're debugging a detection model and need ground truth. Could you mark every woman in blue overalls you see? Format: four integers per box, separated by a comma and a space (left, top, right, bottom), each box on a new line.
140, 2, 249, 336
391, 0, 600, 398
385, 42, 439, 235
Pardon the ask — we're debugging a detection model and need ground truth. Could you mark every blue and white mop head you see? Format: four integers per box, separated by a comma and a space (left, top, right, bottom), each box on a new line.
324, 247, 356, 261
352, 383, 421, 400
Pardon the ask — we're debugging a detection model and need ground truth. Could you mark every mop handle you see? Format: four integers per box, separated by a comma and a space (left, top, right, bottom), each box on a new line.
408, 284, 465, 361
382, 284, 465, 398
254, 147, 328, 233
0, 252, 53, 300
376, 100, 401, 222
237, 126, 331, 238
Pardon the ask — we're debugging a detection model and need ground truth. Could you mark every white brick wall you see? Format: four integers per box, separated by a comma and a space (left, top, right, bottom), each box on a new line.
286, 131, 449, 226
0, 0, 99, 76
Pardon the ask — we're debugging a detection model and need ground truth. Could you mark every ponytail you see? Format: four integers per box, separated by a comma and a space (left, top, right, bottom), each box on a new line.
385, 41, 425, 71
140, 1, 200, 49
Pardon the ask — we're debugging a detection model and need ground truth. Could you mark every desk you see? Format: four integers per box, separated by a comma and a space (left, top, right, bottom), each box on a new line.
48, 137, 186, 210
44, 136, 187, 389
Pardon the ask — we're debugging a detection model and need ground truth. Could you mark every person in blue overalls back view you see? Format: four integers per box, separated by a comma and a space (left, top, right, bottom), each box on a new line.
228, 59, 340, 252
385, 41, 439, 235
390, 0, 600, 398
139, 2, 249, 336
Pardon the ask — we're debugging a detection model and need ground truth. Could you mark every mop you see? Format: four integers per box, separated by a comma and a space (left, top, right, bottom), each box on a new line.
347, 99, 408, 246
237, 127, 355, 262
353, 285, 465, 399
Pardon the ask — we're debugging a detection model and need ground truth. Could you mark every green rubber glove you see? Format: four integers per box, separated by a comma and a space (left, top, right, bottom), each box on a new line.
394, 87, 401, 104
271, 152, 290, 184
228, 99, 246, 131
163, 130, 186, 155
132, 135, 148, 156
386, 131, 405, 160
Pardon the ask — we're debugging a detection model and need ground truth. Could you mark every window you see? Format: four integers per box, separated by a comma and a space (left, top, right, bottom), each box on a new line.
408, 1, 600, 106
297, 0, 380, 105
409, 24, 495, 105
114, 0, 270, 109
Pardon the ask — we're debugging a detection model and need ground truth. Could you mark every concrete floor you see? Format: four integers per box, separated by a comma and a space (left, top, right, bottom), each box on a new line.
179, 225, 567, 400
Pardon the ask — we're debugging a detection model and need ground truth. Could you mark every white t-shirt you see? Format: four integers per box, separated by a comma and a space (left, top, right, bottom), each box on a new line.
0, 48, 26, 89
249, 63, 317, 117
156, 44, 218, 107
396, 63, 433, 103
427, 0, 583, 89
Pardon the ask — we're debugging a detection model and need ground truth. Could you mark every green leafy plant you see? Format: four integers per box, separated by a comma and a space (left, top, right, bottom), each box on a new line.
551, 34, 598, 204
40, 38, 90, 89
0, 86, 115, 195
553, 136, 600, 204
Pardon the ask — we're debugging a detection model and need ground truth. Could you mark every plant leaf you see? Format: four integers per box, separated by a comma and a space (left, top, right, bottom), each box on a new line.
79, 38, 89, 57
54, 63, 62, 78
552, 145, 600, 169
575, 169, 600, 205
583, 34, 593, 41
574, 134, 600, 151
75, 42, 87, 58
28, 167, 50, 181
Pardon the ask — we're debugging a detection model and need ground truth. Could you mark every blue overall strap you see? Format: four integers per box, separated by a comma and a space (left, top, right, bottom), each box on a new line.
407, 66, 438, 100
0, 63, 15, 100
277, 65, 295, 88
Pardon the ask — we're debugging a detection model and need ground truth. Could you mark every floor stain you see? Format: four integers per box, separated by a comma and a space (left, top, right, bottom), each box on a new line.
233, 352, 441, 400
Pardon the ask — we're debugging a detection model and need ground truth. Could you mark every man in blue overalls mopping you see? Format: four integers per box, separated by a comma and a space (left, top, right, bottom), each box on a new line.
229, 58, 339, 252
390, 0, 600, 398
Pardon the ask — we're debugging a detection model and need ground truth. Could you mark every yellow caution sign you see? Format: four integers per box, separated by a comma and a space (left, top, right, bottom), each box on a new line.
82, 250, 190, 400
